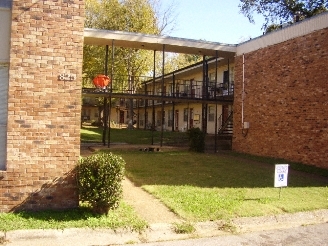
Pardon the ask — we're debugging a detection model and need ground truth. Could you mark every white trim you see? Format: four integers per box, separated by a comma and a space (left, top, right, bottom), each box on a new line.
237, 12, 328, 55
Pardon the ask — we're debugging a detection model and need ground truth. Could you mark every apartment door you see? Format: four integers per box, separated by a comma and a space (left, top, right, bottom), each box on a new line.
175, 110, 179, 131
119, 111, 125, 124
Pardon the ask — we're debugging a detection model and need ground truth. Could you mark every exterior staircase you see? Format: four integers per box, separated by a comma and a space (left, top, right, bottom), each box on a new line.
205, 111, 233, 152
218, 112, 233, 140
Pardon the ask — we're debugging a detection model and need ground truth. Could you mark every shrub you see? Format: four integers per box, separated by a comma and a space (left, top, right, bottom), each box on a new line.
77, 152, 125, 214
187, 127, 205, 152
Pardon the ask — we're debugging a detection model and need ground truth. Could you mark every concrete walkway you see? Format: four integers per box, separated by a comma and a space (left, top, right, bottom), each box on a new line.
123, 178, 182, 224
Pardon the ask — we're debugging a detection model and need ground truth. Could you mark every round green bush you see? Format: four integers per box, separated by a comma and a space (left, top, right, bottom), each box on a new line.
77, 152, 125, 214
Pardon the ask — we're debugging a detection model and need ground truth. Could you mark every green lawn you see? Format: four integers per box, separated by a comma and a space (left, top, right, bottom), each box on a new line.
81, 125, 188, 146
1, 128, 327, 231
105, 149, 328, 222
0, 202, 147, 232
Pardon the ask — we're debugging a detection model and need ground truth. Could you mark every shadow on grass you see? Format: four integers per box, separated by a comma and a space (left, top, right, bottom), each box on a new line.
81, 127, 189, 146
81, 126, 328, 188
103, 149, 328, 189
13, 206, 98, 223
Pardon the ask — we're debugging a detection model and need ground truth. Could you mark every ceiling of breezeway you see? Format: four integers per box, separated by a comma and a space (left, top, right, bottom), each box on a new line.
84, 28, 237, 59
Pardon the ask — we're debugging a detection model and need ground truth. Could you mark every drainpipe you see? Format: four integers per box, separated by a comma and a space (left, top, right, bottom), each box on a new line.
242, 53, 245, 128
241, 54, 249, 137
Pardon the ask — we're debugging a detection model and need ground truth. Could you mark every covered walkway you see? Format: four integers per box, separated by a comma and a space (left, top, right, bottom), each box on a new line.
82, 29, 237, 147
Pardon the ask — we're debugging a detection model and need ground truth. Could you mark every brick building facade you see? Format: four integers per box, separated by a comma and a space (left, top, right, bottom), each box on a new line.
0, 0, 84, 212
233, 13, 328, 168
0, 1, 327, 213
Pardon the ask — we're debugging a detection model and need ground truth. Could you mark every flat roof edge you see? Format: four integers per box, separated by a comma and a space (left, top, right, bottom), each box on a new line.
236, 11, 328, 55
84, 29, 237, 57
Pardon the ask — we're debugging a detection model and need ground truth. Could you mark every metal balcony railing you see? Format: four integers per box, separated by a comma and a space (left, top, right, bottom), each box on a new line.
83, 75, 234, 103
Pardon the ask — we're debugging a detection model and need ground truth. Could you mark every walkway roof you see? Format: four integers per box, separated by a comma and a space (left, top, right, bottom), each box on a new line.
84, 28, 237, 59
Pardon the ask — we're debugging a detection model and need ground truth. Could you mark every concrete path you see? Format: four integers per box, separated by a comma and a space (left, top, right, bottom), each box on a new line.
122, 178, 182, 224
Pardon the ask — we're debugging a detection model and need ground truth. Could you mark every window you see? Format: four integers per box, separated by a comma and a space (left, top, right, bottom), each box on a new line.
208, 106, 215, 122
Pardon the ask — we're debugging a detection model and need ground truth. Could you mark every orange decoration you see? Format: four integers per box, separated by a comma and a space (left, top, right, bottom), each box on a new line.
93, 74, 110, 88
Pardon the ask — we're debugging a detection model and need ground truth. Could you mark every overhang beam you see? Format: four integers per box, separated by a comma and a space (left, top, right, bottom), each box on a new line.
84, 28, 237, 58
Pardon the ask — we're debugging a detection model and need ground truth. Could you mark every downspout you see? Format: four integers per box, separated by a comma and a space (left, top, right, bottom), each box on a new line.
242, 53, 249, 137
227, 58, 230, 95
242, 53, 245, 128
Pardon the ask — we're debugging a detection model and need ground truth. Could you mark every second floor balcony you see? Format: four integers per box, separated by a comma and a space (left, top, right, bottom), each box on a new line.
83, 75, 234, 105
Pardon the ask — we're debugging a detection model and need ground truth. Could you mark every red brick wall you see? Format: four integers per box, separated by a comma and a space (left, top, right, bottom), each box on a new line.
0, 0, 85, 212
233, 27, 328, 169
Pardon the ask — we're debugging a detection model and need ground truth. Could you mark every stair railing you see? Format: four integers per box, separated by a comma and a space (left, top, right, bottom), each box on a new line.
218, 110, 233, 134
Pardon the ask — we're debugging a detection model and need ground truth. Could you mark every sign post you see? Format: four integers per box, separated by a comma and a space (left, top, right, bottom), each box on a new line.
274, 164, 289, 199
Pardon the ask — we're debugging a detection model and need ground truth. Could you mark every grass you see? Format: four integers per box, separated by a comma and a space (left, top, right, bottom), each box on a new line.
82, 127, 328, 223
103, 149, 328, 222
1, 128, 327, 232
173, 222, 195, 234
81, 125, 188, 146
0, 202, 147, 232
225, 151, 328, 178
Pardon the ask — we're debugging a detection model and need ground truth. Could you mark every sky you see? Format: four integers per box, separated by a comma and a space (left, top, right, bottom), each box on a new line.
161, 0, 266, 44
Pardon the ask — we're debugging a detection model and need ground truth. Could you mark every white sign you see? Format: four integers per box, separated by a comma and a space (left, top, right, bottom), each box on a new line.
274, 164, 289, 187
58, 73, 76, 81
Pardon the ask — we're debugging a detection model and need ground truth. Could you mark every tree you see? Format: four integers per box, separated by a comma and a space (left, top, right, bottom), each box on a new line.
83, 0, 177, 127
159, 53, 202, 75
239, 0, 328, 30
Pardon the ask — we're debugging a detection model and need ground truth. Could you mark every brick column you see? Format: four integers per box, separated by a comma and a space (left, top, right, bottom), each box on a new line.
0, 0, 85, 212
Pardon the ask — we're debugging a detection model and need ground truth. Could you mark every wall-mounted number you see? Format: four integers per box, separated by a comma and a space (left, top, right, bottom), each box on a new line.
58, 73, 76, 81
